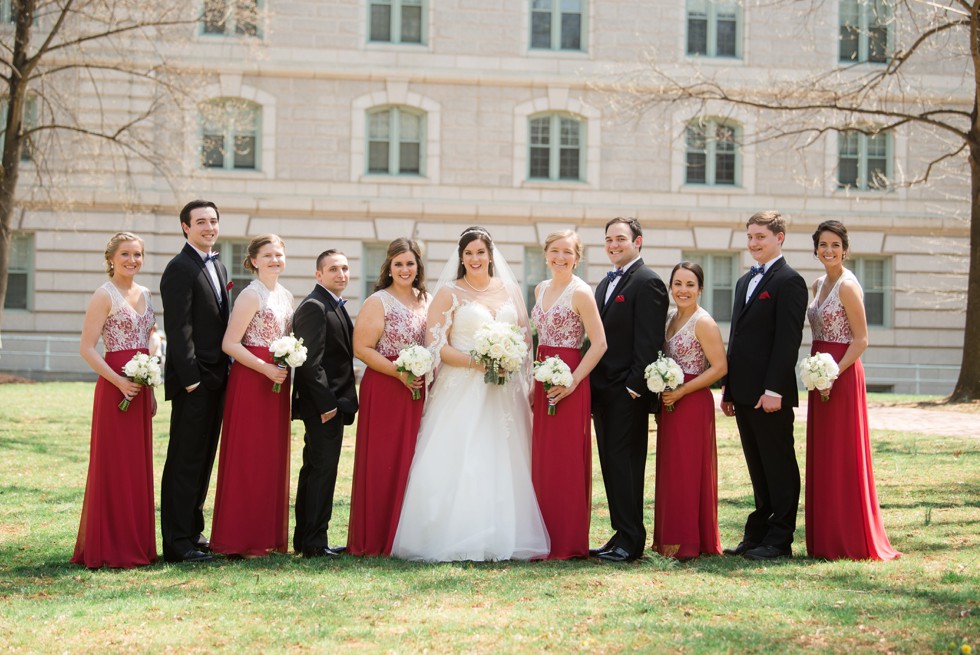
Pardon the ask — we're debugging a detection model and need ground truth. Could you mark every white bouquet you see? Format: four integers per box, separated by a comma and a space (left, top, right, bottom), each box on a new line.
118, 352, 162, 411
395, 344, 434, 400
471, 320, 528, 385
799, 352, 840, 402
644, 352, 685, 412
269, 333, 308, 393
533, 356, 574, 415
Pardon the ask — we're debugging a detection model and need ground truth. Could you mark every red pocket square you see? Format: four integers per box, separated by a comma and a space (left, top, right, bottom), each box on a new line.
615, 294, 626, 303
759, 290, 771, 300
226, 281, 234, 291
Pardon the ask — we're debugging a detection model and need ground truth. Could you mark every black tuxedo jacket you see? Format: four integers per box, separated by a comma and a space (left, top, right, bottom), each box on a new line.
291, 284, 358, 425
160, 242, 230, 400
591, 259, 669, 413
722, 257, 808, 406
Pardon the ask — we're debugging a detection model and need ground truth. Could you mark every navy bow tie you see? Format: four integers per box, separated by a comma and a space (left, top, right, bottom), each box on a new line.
204, 251, 220, 263
337, 298, 347, 308
606, 268, 624, 281
749, 264, 765, 277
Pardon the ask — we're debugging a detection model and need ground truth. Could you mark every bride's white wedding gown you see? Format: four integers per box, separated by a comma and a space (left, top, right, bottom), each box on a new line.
390, 295, 550, 562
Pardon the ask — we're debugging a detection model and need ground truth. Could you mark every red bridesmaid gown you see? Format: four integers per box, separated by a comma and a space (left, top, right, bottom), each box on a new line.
805, 272, 900, 561
72, 283, 158, 569
211, 281, 294, 557
530, 277, 592, 560
347, 289, 427, 556
652, 307, 722, 559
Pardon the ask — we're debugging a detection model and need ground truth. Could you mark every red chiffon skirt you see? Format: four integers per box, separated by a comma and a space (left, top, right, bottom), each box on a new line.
531, 345, 591, 560
347, 363, 424, 556
805, 341, 900, 561
72, 349, 157, 569
211, 346, 291, 556
652, 374, 722, 558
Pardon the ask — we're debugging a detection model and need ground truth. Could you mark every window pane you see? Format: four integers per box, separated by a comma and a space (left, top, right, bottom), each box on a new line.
399, 142, 420, 173
716, 16, 737, 56
715, 152, 736, 185
368, 141, 389, 173
529, 146, 550, 178
686, 152, 706, 184
400, 112, 421, 140
688, 17, 707, 54
530, 117, 550, 146
560, 13, 581, 50
865, 291, 884, 325
531, 11, 552, 48
839, 25, 859, 61
713, 288, 732, 321
869, 26, 888, 62
233, 134, 255, 169
559, 118, 580, 146
559, 147, 580, 179
235, 0, 258, 36
5, 273, 27, 309
202, 134, 225, 168
5, 234, 30, 310
863, 258, 885, 288
368, 111, 391, 139
838, 158, 858, 187
370, 4, 392, 41
203, 0, 228, 34
402, 5, 423, 43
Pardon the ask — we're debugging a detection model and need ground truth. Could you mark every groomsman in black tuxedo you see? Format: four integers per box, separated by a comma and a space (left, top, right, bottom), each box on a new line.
721, 210, 808, 561
160, 199, 230, 563
291, 249, 358, 558
590, 217, 669, 562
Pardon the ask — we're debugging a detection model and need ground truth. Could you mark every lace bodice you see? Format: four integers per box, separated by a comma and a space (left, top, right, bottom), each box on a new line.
100, 282, 155, 353
241, 280, 294, 348
664, 307, 709, 376
373, 289, 428, 358
450, 298, 520, 353
807, 270, 857, 344
531, 277, 587, 349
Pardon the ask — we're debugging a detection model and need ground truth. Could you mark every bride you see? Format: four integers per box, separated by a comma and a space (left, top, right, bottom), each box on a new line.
390, 227, 550, 562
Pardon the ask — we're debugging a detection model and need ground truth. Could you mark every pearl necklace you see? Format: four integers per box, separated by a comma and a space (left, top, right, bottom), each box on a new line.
462, 276, 492, 293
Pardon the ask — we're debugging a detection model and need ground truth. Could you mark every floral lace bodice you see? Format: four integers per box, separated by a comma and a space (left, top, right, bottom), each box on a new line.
807, 270, 857, 344
100, 282, 155, 352
531, 277, 587, 349
241, 280, 294, 348
664, 307, 709, 376
373, 289, 428, 358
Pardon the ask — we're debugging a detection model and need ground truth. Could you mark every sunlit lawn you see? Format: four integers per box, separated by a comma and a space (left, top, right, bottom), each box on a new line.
0, 382, 977, 653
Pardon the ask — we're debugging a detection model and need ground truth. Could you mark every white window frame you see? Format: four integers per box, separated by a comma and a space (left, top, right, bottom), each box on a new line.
366, 106, 426, 177
527, 112, 585, 182
529, 0, 587, 52
686, 0, 741, 58
368, 0, 427, 45
2, 0, 17, 23
1, 95, 37, 162
361, 242, 389, 300
201, 0, 263, 38
839, 0, 892, 64
199, 98, 262, 172
680, 251, 738, 322
837, 129, 892, 190
5, 232, 33, 311
684, 119, 741, 187
846, 256, 890, 327
215, 239, 252, 305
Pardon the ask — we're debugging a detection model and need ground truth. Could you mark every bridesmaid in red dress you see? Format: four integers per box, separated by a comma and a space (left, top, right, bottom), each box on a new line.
73, 232, 158, 569
211, 234, 293, 557
805, 220, 900, 561
653, 262, 728, 559
530, 230, 607, 559
348, 238, 429, 556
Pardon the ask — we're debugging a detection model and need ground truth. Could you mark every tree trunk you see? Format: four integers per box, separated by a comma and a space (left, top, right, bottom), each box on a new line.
949, 137, 980, 402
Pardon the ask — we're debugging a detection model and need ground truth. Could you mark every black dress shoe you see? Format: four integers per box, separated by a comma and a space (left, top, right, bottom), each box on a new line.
589, 536, 617, 557
164, 549, 213, 563
597, 546, 638, 563
742, 544, 792, 561
195, 541, 213, 555
722, 541, 759, 556
328, 545, 347, 555
302, 547, 340, 559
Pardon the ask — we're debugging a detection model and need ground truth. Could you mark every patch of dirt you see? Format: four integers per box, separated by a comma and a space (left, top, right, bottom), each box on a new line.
868, 398, 980, 414
0, 374, 35, 384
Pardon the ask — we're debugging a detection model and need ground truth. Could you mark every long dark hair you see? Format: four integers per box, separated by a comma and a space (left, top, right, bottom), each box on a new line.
374, 238, 427, 295
455, 226, 495, 279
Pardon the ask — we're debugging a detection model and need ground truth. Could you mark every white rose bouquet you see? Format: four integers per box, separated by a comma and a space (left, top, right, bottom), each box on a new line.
269, 333, 308, 393
533, 356, 574, 415
799, 352, 840, 402
118, 352, 162, 411
644, 351, 685, 412
471, 320, 528, 385
395, 344, 434, 400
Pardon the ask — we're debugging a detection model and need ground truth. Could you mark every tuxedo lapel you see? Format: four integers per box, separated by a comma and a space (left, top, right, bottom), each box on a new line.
183, 242, 224, 310
743, 258, 786, 313
599, 259, 643, 317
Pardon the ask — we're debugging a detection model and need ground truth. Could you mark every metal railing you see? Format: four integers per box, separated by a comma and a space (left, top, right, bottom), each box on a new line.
862, 363, 960, 395
0, 334, 85, 372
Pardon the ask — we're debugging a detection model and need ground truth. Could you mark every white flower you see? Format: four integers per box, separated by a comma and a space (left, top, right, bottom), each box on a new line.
471, 320, 528, 384
644, 352, 683, 394
270, 334, 308, 368
799, 353, 840, 391
395, 344, 434, 378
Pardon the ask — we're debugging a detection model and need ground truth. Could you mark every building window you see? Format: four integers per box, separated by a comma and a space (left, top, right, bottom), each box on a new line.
840, 0, 891, 63
5, 232, 32, 310
838, 130, 890, 190
200, 99, 261, 171
362, 242, 388, 300
680, 252, 737, 322
685, 120, 739, 186
529, 113, 584, 181
202, 0, 261, 37
530, 0, 585, 51
369, 0, 424, 44
367, 106, 424, 176
216, 240, 252, 305
523, 245, 549, 312
2, 0, 17, 23
2, 95, 37, 162
846, 256, 889, 326
687, 0, 740, 58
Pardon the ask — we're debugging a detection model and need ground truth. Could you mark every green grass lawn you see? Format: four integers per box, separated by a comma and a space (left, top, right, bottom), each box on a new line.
0, 382, 977, 653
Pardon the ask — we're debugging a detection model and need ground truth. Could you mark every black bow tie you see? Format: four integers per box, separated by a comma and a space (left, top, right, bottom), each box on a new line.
606, 268, 624, 281
204, 252, 220, 263
749, 264, 765, 277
